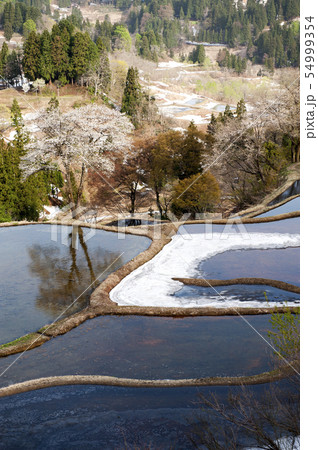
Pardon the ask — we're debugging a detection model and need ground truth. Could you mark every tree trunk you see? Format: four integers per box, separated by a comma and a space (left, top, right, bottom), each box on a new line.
65, 162, 85, 220
65, 163, 75, 207
73, 162, 86, 218
130, 183, 137, 214
78, 227, 96, 285
155, 187, 163, 218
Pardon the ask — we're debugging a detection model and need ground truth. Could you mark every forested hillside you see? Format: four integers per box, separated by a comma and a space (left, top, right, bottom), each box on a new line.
0, 0, 50, 40
0, 0, 300, 219
123, 0, 299, 67
0, 0, 300, 73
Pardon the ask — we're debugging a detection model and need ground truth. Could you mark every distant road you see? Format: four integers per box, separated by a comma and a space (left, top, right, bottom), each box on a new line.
185, 41, 228, 47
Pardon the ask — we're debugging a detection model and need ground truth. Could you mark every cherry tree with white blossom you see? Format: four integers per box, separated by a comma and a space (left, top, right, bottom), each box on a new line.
21, 103, 134, 217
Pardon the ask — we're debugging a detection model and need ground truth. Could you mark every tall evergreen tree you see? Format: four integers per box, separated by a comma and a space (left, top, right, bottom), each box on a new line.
0, 42, 9, 77
221, 105, 234, 123
39, 30, 53, 82
0, 100, 49, 222
207, 113, 218, 135
71, 32, 98, 82
197, 44, 206, 65
267, 0, 277, 26
174, 121, 205, 180
4, 22, 13, 42
0, 139, 20, 221
11, 99, 28, 155
71, 32, 91, 81
13, 5, 23, 34
51, 35, 69, 84
5, 50, 21, 82
121, 67, 143, 126
236, 98, 247, 120
23, 31, 41, 80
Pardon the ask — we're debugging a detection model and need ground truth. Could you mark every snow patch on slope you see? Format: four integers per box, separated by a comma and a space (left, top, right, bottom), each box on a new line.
110, 232, 300, 308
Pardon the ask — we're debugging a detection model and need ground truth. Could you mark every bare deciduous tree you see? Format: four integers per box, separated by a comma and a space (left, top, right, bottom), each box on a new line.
190, 309, 300, 449
190, 381, 299, 450
209, 77, 300, 209
84, 51, 111, 97
266, 73, 300, 163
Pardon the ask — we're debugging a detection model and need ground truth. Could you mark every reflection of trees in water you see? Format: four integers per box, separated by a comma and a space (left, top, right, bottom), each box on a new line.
27, 227, 123, 317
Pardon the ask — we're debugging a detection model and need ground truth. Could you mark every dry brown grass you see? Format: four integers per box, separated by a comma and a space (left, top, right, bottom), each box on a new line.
0, 31, 23, 51
0, 87, 91, 141
0, 87, 90, 119
80, 4, 123, 24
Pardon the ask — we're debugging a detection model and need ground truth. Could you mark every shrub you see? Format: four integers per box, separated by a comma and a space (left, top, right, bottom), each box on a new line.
171, 172, 220, 218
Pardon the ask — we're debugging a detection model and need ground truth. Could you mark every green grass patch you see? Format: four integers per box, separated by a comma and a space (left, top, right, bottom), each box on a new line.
0, 333, 38, 349
290, 21, 300, 35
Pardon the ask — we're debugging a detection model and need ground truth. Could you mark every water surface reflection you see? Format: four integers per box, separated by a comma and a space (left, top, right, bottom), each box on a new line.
0, 315, 273, 388
0, 225, 150, 344
0, 383, 282, 449
268, 180, 300, 206
199, 247, 300, 286
256, 196, 300, 218
180, 218, 300, 235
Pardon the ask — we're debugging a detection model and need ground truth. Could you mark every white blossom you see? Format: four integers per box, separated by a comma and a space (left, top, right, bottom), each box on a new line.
21, 103, 134, 215
21, 103, 134, 178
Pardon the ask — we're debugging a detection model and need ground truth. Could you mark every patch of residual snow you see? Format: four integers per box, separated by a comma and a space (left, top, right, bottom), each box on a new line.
40, 205, 61, 219
110, 232, 300, 308
176, 115, 210, 124
245, 436, 299, 450
157, 61, 195, 69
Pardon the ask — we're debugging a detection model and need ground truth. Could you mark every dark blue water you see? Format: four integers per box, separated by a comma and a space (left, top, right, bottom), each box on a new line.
0, 225, 150, 344
268, 180, 300, 206
174, 284, 300, 306
0, 315, 274, 388
199, 247, 300, 286
0, 314, 278, 446
0, 382, 287, 449
179, 217, 300, 235
0, 217, 299, 448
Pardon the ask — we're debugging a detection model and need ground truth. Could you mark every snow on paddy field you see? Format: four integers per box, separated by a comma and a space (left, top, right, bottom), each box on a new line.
176, 114, 210, 124
205, 101, 218, 109
245, 436, 299, 450
110, 232, 300, 308
157, 61, 196, 69
23, 112, 39, 120
147, 78, 239, 126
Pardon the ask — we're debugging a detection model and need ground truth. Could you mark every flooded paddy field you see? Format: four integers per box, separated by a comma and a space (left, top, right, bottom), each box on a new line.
0, 225, 150, 344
